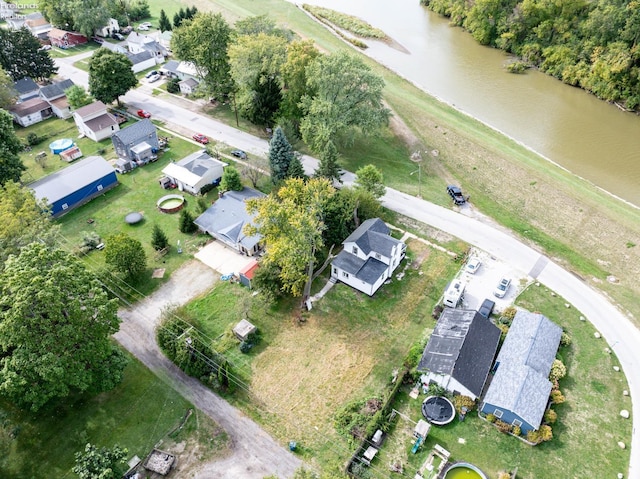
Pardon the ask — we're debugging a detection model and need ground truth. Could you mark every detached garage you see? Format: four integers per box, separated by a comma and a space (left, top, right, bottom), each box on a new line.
30, 156, 118, 218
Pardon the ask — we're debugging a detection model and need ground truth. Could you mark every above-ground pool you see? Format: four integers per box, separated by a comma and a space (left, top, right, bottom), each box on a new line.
49, 138, 74, 154
422, 396, 456, 425
157, 194, 185, 213
444, 463, 488, 479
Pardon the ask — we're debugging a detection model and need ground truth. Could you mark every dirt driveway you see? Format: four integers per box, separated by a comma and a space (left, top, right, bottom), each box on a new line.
114, 260, 301, 478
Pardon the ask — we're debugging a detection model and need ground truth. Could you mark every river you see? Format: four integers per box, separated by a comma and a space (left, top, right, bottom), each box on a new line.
298, 0, 640, 207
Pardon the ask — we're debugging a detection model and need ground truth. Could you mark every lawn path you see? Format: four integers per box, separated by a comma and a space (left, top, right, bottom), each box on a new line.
114, 260, 302, 479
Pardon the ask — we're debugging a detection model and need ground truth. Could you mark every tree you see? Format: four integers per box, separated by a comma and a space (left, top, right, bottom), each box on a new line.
300, 51, 389, 152
355, 164, 386, 199
315, 140, 342, 182
0, 27, 57, 80
73, 443, 128, 479
71, 0, 111, 39
241, 156, 267, 188
173, 11, 182, 28
280, 40, 320, 122
0, 110, 25, 186
323, 187, 381, 247
245, 177, 334, 297
171, 12, 233, 99
286, 154, 306, 180
219, 165, 243, 192
126, 0, 150, 21
151, 224, 169, 251
105, 233, 146, 278
268, 126, 295, 183
159, 9, 172, 32
0, 244, 126, 411
0, 66, 17, 109
65, 85, 94, 110
235, 14, 292, 39
178, 209, 197, 233
0, 181, 57, 269
88, 49, 137, 105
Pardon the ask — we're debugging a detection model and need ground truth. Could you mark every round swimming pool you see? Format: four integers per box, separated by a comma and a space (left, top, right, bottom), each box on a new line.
422, 396, 456, 425
49, 138, 73, 154
157, 194, 185, 213
444, 463, 488, 479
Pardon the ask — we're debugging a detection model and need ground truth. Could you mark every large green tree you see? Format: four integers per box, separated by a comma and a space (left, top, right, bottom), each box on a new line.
159, 9, 172, 32
315, 140, 342, 183
268, 126, 295, 183
71, 0, 112, 39
0, 110, 25, 187
73, 443, 128, 479
88, 49, 137, 105
0, 27, 57, 81
279, 39, 320, 123
0, 181, 57, 269
245, 177, 334, 297
171, 12, 233, 99
323, 187, 381, 248
105, 233, 146, 278
219, 165, 243, 192
235, 14, 292, 39
65, 85, 94, 110
354, 164, 386, 199
300, 51, 389, 152
0, 244, 126, 411
0, 66, 17, 109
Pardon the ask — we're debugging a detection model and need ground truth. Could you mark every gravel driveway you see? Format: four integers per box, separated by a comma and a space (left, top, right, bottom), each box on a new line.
114, 260, 301, 478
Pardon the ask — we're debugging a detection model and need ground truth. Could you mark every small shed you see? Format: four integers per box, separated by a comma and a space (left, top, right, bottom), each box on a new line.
361, 446, 378, 465
239, 259, 259, 289
414, 419, 431, 439
233, 319, 257, 341
143, 448, 175, 476
60, 145, 82, 162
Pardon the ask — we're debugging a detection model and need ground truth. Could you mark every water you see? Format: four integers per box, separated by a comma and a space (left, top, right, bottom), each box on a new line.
299, 0, 640, 206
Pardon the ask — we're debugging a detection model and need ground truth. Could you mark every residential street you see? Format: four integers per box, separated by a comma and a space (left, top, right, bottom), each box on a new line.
56, 53, 638, 476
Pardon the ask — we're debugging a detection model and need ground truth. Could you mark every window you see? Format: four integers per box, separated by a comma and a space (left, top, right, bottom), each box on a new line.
332, 267, 337, 275
493, 409, 503, 418
512, 419, 522, 427
352, 246, 358, 255
61, 203, 68, 210
342, 272, 349, 278
97, 184, 103, 191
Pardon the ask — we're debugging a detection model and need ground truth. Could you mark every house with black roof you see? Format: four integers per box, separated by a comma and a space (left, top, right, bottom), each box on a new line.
14, 78, 40, 102
39, 79, 75, 119
127, 50, 156, 74
111, 119, 159, 163
73, 101, 119, 142
194, 188, 266, 256
480, 310, 562, 433
418, 308, 501, 400
330, 218, 406, 296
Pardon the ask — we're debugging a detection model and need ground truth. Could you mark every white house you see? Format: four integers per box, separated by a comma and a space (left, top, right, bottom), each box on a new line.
128, 51, 156, 73
161, 150, 227, 195
9, 98, 52, 126
161, 60, 200, 81
24, 12, 51, 39
73, 101, 119, 142
95, 18, 119, 37
179, 78, 199, 95
39, 79, 75, 119
126, 32, 167, 63
331, 218, 406, 296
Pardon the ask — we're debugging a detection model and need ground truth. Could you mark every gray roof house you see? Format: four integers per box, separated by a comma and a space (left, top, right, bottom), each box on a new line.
101, 41, 128, 54
194, 188, 266, 256
39, 79, 75, 119
14, 77, 40, 101
162, 150, 227, 195
331, 218, 406, 296
480, 310, 562, 433
9, 97, 52, 126
127, 50, 156, 73
73, 101, 119, 142
111, 119, 159, 162
418, 308, 501, 400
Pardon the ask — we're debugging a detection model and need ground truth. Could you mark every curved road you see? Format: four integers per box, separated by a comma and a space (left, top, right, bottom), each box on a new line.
56, 53, 638, 476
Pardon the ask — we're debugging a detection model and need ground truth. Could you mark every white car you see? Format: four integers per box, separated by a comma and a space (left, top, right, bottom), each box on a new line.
494, 277, 511, 298
147, 74, 161, 83
140, 22, 152, 28
464, 257, 482, 274
137, 25, 149, 31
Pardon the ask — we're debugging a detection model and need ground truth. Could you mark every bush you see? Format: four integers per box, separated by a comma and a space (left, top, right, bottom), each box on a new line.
495, 420, 512, 434
505, 60, 529, 73
486, 413, 496, 423
544, 408, 557, 424
512, 425, 521, 436
560, 331, 572, 347
539, 424, 553, 442
453, 395, 476, 414
427, 383, 445, 397
79, 231, 101, 254
550, 389, 566, 404
151, 224, 169, 251
549, 359, 567, 381
502, 306, 517, 320
26, 132, 41, 146
178, 209, 197, 233
167, 77, 180, 94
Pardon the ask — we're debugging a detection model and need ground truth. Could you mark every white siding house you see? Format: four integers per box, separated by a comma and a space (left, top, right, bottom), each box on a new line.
73, 101, 119, 142
331, 218, 406, 296
162, 150, 227, 195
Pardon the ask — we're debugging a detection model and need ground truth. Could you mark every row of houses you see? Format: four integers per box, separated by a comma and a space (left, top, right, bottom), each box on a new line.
9, 77, 75, 126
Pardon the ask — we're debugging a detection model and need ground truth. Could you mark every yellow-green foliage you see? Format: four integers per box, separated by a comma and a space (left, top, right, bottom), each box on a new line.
303, 4, 387, 39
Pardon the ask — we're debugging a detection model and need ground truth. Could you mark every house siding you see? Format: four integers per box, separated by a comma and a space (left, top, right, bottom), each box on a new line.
131, 56, 156, 73
49, 171, 118, 217
423, 372, 477, 400
481, 402, 534, 433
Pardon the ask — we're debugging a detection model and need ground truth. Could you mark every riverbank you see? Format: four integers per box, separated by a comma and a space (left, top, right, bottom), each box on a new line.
198, 0, 640, 321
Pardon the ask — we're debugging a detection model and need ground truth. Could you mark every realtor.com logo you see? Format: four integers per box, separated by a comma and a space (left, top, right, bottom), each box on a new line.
2, 3, 39, 19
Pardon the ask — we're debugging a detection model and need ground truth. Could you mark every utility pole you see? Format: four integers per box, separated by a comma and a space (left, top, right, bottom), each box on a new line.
410, 150, 423, 198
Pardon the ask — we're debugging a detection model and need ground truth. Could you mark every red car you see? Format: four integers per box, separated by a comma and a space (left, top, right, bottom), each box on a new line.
137, 109, 151, 118
192, 133, 209, 144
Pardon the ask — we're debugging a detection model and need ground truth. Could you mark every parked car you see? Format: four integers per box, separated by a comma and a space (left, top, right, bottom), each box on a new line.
137, 25, 149, 31
137, 109, 151, 118
145, 70, 158, 79
121, 26, 133, 34
478, 298, 495, 318
40, 44, 52, 50
113, 32, 124, 40
140, 22, 152, 28
464, 257, 482, 274
446, 185, 466, 205
231, 149, 247, 160
192, 133, 209, 144
494, 277, 511, 298
147, 74, 161, 83
91, 36, 104, 44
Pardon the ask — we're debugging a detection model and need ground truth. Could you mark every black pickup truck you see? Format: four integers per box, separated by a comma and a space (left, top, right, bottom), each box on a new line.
446, 185, 467, 205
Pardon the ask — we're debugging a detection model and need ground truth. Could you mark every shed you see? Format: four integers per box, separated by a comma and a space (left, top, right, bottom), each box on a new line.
143, 448, 175, 476
362, 446, 378, 465
233, 319, 257, 341
239, 259, 259, 289
30, 155, 118, 218
414, 419, 431, 439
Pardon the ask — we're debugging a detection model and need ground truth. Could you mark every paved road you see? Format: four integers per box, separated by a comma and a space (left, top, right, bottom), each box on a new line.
114, 261, 302, 479
56, 54, 638, 476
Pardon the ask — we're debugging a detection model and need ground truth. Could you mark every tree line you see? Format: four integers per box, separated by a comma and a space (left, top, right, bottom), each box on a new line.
422, 0, 640, 109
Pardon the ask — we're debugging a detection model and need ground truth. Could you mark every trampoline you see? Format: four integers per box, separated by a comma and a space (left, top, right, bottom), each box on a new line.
422, 396, 456, 425
49, 138, 74, 154
125, 212, 143, 224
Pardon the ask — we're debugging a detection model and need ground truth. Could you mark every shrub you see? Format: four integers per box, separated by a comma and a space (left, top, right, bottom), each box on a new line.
527, 429, 541, 444
178, 209, 197, 233
453, 395, 476, 414
539, 424, 553, 442
79, 231, 102, 254
151, 224, 169, 251
505, 60, 529, 73
560, 331, 572, 347
550, 389, 566, 404
486, 413, 496, 423
26, 132, 40, 146
167, 77, 180, 94
495, 420, 512, 434
497, 473, 512, 479
427, 383, 445, 397
544, 408, 557, 424
512, 425, 521, 437
549, 359, 567, 381
502, 306, 517, 321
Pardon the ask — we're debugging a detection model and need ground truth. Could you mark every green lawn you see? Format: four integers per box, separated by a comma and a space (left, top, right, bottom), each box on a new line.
376, 285, 631, 479
48, 42, 99, 59
0, 352, 228, 479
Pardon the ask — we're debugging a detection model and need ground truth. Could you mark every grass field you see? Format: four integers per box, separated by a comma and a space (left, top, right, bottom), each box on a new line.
375, 285, 631, 479
0, 352, 229, 479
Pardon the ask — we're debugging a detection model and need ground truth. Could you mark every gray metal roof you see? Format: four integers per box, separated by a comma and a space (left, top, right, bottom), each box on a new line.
194, 188, 265, 250
343, 217, 402, 257
112, 119, 156, 146
101, 42, 127, 54
177, 150, 227, 176
39, 79, 74, 100
162, 60, 179, 73
127, 50, 153, 65
332, 250, 388, 285
30, 156, 115, 204
14, 77, 38, 94
482, 311, 562, 429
